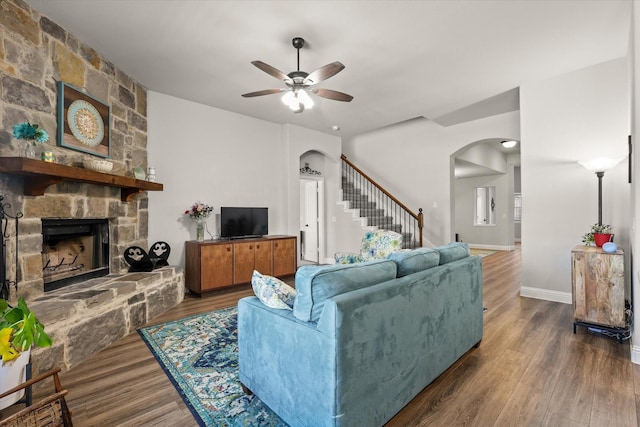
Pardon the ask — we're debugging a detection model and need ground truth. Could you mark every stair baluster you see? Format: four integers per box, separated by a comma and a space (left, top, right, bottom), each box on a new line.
341, 155, 423, 248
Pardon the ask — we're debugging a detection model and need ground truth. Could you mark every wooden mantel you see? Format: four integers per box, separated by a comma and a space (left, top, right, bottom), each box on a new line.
0, 157, 163, 202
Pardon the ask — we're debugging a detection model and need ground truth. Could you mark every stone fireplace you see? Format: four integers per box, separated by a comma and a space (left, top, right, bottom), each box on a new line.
0, 181, 184, 374
0, 1, 184, 375
41, 218, 109, 291
12, 184, 149, 299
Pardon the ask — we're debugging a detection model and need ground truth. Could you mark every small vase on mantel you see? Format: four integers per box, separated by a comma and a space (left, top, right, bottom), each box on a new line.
23, 141, 36, 159
196, 218, 206, 241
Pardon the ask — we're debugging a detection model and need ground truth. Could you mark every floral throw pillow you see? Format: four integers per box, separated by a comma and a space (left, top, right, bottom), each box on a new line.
251, 270, 297, 310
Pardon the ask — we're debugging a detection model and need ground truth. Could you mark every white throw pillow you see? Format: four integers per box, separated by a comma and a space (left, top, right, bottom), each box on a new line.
251, 270, 297, 310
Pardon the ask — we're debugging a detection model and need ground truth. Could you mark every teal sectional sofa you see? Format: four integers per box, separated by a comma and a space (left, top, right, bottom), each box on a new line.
238, 242, 483, 427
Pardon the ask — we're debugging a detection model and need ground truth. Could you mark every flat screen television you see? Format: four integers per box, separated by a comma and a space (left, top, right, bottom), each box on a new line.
220, 207, 268, 239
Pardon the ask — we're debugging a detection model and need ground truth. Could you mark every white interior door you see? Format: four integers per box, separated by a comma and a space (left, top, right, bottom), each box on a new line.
300, 179, 319, 262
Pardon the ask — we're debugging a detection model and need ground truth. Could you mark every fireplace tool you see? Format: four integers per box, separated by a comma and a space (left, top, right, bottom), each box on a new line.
0, 195, 23, 300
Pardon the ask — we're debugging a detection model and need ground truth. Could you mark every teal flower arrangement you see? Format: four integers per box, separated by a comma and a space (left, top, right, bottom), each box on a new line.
13, 122, 49, 144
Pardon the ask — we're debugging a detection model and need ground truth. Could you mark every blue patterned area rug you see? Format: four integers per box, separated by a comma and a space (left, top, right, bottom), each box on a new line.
138, 306, 287, 427
469, 248, 497, 258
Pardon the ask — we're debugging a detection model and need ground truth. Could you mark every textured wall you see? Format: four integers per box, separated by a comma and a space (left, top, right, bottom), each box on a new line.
0, 0, 152, 299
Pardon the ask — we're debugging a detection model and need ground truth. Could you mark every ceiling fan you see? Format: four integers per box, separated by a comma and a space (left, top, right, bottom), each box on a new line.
242, 37, 353, 113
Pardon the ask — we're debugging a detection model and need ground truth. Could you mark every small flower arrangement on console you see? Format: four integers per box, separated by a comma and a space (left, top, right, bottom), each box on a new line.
185, 202, 213, 241
184, 201, 213, 219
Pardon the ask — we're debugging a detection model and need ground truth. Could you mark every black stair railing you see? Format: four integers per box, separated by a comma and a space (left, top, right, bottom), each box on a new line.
341, 155, 423, 248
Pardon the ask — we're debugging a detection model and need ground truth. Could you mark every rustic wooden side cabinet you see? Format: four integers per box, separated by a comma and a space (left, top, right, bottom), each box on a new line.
571, 245, 629, 342
185, 235, 297, 295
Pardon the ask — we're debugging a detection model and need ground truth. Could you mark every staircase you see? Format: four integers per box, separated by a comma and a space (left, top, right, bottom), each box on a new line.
341, 155, 422, 249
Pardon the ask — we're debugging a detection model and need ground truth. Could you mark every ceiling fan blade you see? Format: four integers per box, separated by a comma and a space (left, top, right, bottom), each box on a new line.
251, 61, 293, 84
242, 89, 285, 98
304, 62, 345, 85
313, 88, 353, 102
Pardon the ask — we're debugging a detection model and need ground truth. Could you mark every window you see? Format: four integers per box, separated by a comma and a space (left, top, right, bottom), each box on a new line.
514, 193, 522, 221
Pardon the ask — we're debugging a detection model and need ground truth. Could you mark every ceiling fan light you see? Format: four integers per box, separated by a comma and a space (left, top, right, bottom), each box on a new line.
282, 91, 295, 106
297, 90, 314, 109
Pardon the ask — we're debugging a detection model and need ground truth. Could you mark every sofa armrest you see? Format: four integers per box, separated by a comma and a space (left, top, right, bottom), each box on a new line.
238, 297, 338, 427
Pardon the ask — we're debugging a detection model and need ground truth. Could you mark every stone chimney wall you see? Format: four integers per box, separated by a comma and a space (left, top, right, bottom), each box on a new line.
0, 1, 152, 300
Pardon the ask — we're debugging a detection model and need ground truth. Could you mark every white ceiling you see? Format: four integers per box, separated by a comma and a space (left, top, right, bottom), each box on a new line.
26, 1, 630, 139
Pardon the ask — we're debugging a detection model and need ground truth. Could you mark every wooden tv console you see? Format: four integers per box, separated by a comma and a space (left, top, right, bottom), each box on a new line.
185, 235, 297, 295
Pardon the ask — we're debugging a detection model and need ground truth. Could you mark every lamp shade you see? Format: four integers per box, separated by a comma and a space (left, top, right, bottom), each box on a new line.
578, 157, 624, 173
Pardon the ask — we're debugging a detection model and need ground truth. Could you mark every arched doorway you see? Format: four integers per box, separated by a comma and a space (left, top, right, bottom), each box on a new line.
451, 138, 520, 251
299, 151, 327, 264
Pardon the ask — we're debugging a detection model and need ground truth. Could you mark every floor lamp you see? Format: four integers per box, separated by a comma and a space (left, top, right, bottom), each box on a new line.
578, 157, 623, 225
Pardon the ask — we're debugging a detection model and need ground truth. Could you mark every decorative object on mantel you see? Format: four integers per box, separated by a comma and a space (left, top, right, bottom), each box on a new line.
124, 242, 171, 272
147, 166, 156, 182
0, 195, 22, 301
300, 162, 321, 176
0, 158, 162, 202
133, 166, 146, 180
82, 158, 113, 172
185, 202, 214, 242
41, 150, 55, 163
57, 81, 111, 158
0, 297, 53, 410
13, 122, 49, 159
582, 223, 614, 247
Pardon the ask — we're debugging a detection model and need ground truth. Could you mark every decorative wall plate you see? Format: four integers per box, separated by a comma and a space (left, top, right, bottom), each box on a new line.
57, 81, 111, 158
67, 99, 105, 147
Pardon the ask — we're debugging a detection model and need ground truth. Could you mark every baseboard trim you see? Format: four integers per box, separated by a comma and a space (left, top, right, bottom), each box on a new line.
520, 286, 572, 304
631, 344, 640, 365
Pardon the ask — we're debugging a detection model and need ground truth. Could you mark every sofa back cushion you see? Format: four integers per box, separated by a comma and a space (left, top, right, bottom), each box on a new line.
436, 242, 470, 264
293, 259, 397, 323
387, 248, 440, 277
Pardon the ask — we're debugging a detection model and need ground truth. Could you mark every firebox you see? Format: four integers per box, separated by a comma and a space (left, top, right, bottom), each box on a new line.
42, 218, 109, 291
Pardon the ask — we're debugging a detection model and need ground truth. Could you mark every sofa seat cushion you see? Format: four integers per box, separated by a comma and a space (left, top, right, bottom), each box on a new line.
293, 259, 397, 323
436, 242, 470, 264
387, 248, 440, 277
251, 270, 297, 310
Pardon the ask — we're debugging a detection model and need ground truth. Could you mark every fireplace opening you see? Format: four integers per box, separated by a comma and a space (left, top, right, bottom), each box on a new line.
42, 219, 109, 292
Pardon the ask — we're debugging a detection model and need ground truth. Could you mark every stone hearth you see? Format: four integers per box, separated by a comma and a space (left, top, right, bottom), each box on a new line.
28, 267, 184, 373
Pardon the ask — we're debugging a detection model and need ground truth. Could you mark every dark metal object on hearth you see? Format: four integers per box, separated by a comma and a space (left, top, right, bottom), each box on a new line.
124, 241, 171, 272
0, 195, 23, 300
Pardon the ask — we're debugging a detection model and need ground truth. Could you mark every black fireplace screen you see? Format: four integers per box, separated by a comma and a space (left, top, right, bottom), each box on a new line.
42, 219, 109, 291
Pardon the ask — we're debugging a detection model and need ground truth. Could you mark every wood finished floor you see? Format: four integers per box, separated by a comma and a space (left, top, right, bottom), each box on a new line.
7, 247, 640, 426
